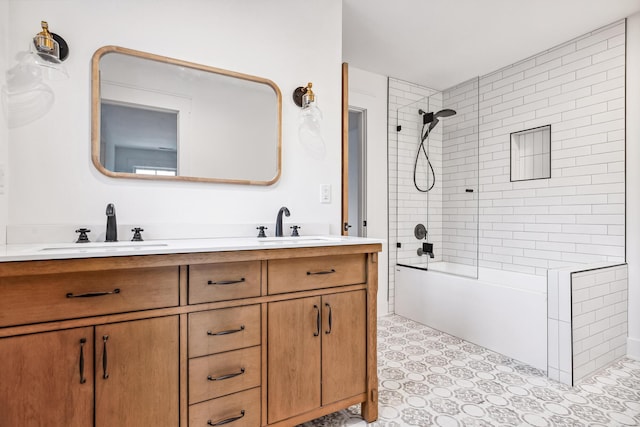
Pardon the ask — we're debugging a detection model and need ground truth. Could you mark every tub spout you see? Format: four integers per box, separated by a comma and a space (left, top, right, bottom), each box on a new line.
420, 242, 434, 258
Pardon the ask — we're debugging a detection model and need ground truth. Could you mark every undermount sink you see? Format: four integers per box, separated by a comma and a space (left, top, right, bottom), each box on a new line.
255, 236, 342, 244
39, 241, 169, 251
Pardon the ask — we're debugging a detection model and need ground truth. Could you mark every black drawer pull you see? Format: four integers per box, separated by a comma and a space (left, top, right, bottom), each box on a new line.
207, 368, 245, 382
79, 338, 87, 384
208, 410, 245, 426
207, 278, 245, 285
67, 288, 120, 298
313, 305, 320, 337
207, 325, 245, 336
102, 335, 109, 380
307, 269, 336, 276
325, 303, 333, 335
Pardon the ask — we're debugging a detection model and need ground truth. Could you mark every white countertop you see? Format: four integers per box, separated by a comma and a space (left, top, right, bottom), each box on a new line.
0, 235, 383, 263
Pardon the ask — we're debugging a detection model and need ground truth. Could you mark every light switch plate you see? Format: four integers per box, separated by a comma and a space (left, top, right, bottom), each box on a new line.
320, 184, 331, 203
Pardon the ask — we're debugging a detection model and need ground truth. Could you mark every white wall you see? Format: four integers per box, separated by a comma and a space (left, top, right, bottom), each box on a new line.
5, 0, 343, 234
348, 66, 389, 316
0, 0, 8, 244
626, 12, 640, 360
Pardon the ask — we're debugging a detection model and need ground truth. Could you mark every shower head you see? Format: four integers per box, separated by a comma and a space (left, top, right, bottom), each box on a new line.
418, 108, 457, 126
434, 108, 456, 119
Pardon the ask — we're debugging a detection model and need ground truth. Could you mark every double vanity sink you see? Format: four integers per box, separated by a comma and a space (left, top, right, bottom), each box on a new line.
0, 234, 382, 427
0, 235, 360, 262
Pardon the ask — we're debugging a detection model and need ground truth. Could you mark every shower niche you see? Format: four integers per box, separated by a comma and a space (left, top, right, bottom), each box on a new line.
393, 78, 480, 278
510, 125, 551, 182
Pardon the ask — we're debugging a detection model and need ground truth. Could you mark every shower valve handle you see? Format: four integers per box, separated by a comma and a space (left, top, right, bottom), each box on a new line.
343, 222, 352, 232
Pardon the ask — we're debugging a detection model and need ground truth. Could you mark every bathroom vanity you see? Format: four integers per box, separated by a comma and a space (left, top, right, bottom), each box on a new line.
0, 237, 381, 427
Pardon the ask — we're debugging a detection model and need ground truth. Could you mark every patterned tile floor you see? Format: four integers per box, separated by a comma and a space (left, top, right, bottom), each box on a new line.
300, 314, 640, 427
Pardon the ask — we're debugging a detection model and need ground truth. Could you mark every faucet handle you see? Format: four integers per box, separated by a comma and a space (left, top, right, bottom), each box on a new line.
290, 225, 301, 237
131, 228, 144, 242
256, 226, 268, 238
75, 228, 91, 243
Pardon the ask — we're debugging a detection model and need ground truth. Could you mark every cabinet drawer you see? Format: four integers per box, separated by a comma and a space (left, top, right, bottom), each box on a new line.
188, 305, 261, 358
0, 267, 179, 327
268, 254, 366, 294
189, 346, 261, 404
189, 262, 261, 304
189, 387, 260, 427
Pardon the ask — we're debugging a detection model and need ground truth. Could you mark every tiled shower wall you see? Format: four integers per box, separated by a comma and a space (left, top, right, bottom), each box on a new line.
572, 264, 628, 382
547, 263, 628, 385
477, 20, 625, 275
389, 20, 626, 312
441, 79, 480, 266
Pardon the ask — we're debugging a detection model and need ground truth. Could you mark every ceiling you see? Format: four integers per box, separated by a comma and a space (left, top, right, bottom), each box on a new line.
343, 0, 640, 90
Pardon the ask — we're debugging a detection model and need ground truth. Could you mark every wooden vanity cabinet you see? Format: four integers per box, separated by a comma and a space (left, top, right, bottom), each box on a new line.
0, 263, 180, 427
0, 243, 380, 427
0, 316, 179, 427
267, 290, 366, 424
95, 316, 179, 427
0, 327, 94, 427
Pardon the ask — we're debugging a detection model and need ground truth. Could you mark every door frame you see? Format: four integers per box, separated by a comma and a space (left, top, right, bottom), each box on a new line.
341, 62, 349, 235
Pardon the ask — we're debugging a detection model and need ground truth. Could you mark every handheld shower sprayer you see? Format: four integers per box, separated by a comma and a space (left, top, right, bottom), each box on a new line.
413, 108, 457, 192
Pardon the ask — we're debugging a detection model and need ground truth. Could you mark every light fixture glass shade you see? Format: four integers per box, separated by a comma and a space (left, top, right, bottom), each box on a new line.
298, 100, 325, 159
1, 54, 55, 128
1, 81, 54, 129
26, 43, 69, 81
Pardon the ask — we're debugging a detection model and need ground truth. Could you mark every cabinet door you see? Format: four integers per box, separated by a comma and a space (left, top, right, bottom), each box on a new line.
267, 297, 321, 424
0, 327, 94, 426
322, 290, 367, 405
95, 316, 179, 427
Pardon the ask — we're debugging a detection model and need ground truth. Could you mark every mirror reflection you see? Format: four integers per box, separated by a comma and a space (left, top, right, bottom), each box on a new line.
92, 46, 282, 185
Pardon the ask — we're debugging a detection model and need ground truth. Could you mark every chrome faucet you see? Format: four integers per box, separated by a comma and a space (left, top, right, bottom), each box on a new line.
275, 206, 290, 237
105, 203, 118, 242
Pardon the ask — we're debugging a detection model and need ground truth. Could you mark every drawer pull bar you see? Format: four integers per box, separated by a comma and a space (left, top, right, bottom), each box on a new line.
207, 278, 245, 285
313, 305, 320, 337
325, 303, 333, 335
79, 338, 87, 384
207, 410, 245, 426
207, 368, 245, 382
67, 288, 120, 298
102, 335, 109, 379
307, 269, 336, 276
207, 325, 245, 336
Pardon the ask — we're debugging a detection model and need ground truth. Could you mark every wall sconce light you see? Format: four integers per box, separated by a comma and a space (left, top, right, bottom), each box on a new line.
1, 21, 69, 128
293, 82, 325, 159
31, 21, 69, 79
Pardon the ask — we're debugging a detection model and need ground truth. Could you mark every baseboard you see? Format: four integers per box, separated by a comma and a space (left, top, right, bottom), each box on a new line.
628, 337, 640, 361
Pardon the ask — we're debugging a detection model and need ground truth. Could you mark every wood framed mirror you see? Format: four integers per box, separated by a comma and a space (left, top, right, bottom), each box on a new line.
91, 46, 282, 185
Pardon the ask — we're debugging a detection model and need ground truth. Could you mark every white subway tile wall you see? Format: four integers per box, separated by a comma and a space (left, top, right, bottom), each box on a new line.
572, 265, 628, 382
477, 20, 625, 276
388, 21, 625, 313
441, 79, 479, 267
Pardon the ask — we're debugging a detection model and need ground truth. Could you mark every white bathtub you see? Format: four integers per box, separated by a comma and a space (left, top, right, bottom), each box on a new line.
395, 262, 547, 371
